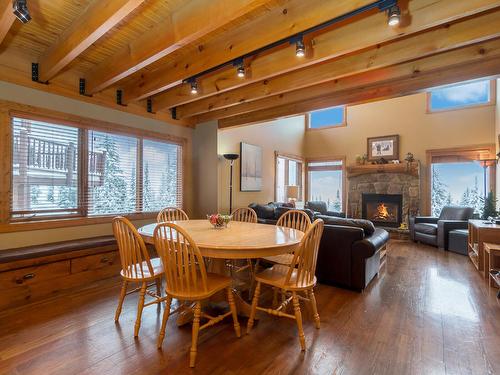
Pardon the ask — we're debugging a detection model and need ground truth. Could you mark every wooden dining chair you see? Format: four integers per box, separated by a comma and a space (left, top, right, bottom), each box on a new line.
231, 207, 258, 224
154, 222, 241, 368
112, 216, 164, 337
247, 219, 324, 351
157, 207, 189, 223
262, 209, 311, 266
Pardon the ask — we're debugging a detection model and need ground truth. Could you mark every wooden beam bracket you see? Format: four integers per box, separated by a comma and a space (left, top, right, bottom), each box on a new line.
30, 63, 48, 85
78, 79, 93, 97
171, 107, 177, 120
146, 98, 154, 114
116, 90, 127, 106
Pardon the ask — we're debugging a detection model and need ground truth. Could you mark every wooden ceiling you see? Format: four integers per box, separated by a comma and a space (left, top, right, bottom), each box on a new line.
0, 0, 499, 129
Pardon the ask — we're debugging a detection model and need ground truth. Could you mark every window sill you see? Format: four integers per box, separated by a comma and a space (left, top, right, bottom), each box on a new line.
0, 212, 158, 233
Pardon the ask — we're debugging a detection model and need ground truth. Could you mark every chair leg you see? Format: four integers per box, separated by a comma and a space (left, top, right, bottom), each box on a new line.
157, 296, 172, 349
308, 289, 320, 329
114, 280, 128, 322
247, 282, 261, 334
292, 292, 306, 351
272, 287, 279, 308
155, 277, 162, 298
226, 288, 241, 338
189, 302, 202, 368
134, 282, 147, 337
249, 259, 260, 297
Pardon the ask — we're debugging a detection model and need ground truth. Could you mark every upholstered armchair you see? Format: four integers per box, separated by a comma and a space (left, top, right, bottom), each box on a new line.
409, 206, 474, 250
305, 201, 345, 218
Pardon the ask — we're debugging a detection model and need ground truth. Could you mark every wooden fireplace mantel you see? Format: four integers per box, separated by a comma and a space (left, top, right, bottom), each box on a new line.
346, 161, 420, 178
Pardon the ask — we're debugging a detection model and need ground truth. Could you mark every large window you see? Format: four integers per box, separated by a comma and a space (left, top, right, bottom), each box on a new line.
307, 159, 344, 212
11, 116, 183, 221
428, 79, 494, 112
275, 153, 303, 203
428, 146, 495, 217
307, 106, 346, 129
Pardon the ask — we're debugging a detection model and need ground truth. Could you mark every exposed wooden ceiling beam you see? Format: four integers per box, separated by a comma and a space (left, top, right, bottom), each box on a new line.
217, 41, 500, 128
37, 0, 146, 83
121, 0, 378, 103
181, 9, 500, 120
0, 0, 16, 46
153, 0, 500, 112
85, 0, 278, 95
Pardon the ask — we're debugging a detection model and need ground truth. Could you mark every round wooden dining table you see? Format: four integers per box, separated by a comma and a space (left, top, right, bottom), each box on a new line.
138, 219, 304, 322
138, 219, 304, 259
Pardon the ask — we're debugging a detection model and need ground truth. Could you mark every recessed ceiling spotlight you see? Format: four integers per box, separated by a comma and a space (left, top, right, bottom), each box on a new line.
295, 37, 306, 57
189, 79, 198, 94
13, 0, 31, 24
387, 5, 401, 26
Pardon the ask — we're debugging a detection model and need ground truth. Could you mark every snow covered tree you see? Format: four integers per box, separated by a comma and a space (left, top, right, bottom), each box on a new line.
91, 134, 130, 214
57, 186, 77, 208
143, 163, 154, 211
431, 167, 449, 216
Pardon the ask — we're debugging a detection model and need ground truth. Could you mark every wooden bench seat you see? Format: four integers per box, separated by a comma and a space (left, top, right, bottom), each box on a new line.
0, 236, 120, 311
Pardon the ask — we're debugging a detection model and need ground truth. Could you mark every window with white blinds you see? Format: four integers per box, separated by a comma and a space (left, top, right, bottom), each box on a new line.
10, 115, 184, 221
12, 117, 80, 218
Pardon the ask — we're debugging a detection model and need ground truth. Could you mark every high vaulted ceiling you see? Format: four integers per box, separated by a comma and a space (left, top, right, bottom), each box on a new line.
0, 0, 499, 129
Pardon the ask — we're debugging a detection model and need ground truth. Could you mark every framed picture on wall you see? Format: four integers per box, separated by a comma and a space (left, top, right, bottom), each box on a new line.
240, 142, 263, 191
367, 134, 399, 161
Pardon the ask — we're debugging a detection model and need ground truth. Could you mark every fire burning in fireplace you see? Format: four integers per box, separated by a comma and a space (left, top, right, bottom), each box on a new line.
372, 203, 395, 221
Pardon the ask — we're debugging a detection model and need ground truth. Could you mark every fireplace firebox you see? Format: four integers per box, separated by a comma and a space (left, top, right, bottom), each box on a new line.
362, 193, 402, 227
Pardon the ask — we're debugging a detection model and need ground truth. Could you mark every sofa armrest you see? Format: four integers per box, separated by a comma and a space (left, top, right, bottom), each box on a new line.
437, 220, 469, 250
352, 228, 389, 259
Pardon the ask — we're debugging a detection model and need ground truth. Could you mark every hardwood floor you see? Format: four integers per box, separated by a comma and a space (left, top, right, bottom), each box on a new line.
0, 240, 499, 375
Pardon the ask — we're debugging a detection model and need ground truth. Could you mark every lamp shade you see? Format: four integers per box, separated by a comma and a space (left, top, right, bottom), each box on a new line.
286, 185, 299, 200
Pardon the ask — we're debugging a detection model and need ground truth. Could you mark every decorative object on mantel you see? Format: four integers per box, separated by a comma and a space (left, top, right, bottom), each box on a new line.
207, 214, 232, 229
373, 157, 389, 165
367, 134, 399, 161
355, 155, 363, 165
240, 142, 263, 192
390, 160, 400, 164
405, 152, 415, 163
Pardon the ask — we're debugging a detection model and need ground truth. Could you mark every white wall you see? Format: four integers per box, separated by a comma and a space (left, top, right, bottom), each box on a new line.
0, 81, 194, 250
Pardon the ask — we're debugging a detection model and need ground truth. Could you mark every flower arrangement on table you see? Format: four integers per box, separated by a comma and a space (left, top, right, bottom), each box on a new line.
207, 214, 232, 229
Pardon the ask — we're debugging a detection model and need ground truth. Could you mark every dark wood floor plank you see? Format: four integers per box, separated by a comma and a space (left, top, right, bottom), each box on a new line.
0, 240, 499, 375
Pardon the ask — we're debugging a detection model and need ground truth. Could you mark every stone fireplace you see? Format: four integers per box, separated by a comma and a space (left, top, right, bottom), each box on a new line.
346, 162, 420, 226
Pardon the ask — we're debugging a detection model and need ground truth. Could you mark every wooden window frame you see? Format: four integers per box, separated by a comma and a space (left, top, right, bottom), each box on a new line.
305, 105, 347, 131
0, 100, 187, 233
425, 144, 496, 215
426, 79, 496, 114
274, 152, 304, 203
305, 156, 346, 213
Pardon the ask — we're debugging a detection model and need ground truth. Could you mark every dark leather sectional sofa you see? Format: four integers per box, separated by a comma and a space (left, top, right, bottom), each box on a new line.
249, 202, 389, 291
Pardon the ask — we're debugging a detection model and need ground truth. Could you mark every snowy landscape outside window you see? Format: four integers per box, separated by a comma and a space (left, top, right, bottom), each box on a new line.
428, 79, 493, 112
11, 116, 183, 221
12, 117, 80, 218
307, 160, 344, 211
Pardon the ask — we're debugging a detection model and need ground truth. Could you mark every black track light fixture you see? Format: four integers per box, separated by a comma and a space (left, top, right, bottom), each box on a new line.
189, 79, 198, 94
387, 5, 401, 26
13, 0, 31, 24
295, 37, 305, 58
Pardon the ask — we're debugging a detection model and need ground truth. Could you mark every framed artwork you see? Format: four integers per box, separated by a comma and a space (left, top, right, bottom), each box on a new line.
367, 134, 399, 161
240, 142, 262, 191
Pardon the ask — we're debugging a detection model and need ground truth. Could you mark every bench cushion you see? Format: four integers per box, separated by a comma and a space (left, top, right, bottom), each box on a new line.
414, 223, 438, 236
0, 236, 116, 264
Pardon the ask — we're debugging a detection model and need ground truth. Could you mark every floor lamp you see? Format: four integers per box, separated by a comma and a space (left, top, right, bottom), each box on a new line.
223, 153, 239, 214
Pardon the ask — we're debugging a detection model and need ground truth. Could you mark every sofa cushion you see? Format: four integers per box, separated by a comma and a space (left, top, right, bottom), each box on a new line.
317, 215, 375, 235
305, 201, 328, 215
414, 222, 438, 235
249, 203, 275, 219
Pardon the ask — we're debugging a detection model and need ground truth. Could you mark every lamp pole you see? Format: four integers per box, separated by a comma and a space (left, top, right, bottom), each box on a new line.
223, 154, 239, 214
